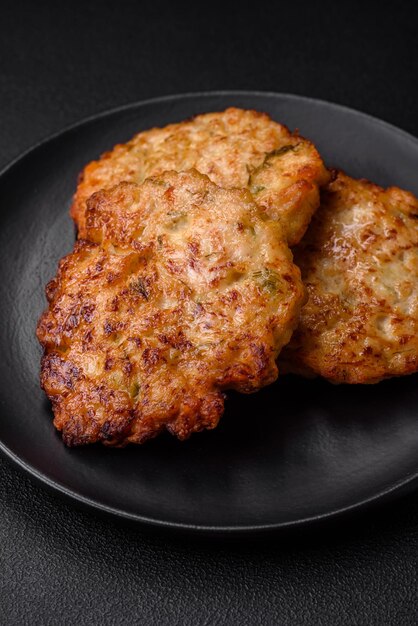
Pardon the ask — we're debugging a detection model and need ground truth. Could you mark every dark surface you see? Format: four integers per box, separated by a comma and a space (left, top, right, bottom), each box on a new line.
2, 92, 418, 536
1, 2, 418, 624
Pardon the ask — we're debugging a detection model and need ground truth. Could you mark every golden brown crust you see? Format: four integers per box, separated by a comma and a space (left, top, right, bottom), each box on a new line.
39, 170, 304, 445
281, 172, 418, 383
71, 108, 329, 246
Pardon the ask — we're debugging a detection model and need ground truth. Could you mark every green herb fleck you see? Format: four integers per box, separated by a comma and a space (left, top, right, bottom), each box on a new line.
130, 277, 149, 300
250, 185, 265, 195
130, 381, 140, 400
267, 144, 299, 159
253, 268, 281, 293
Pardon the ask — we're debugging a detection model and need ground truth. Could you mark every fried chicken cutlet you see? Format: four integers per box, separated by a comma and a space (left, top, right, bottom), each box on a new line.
38, 170, 304, 446
72, 108, 329, 246
281, 172, 418, 383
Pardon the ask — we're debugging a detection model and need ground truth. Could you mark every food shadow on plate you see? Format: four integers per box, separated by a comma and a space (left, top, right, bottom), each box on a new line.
48, 372, 418, 528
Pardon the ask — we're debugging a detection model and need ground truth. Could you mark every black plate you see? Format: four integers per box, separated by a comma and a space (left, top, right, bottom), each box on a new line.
1, 91, 418, 534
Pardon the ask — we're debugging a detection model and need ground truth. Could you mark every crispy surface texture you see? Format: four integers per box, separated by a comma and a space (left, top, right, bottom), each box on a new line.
38, 170, 304, 446
281, 172, 418, 383
72, 108, 329, 246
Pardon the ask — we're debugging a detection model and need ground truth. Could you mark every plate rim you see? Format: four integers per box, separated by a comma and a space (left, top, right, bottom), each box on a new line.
1, 90, 418, 534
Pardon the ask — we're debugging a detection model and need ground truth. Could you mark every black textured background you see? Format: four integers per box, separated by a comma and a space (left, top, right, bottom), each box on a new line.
1, 2, 418, 624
